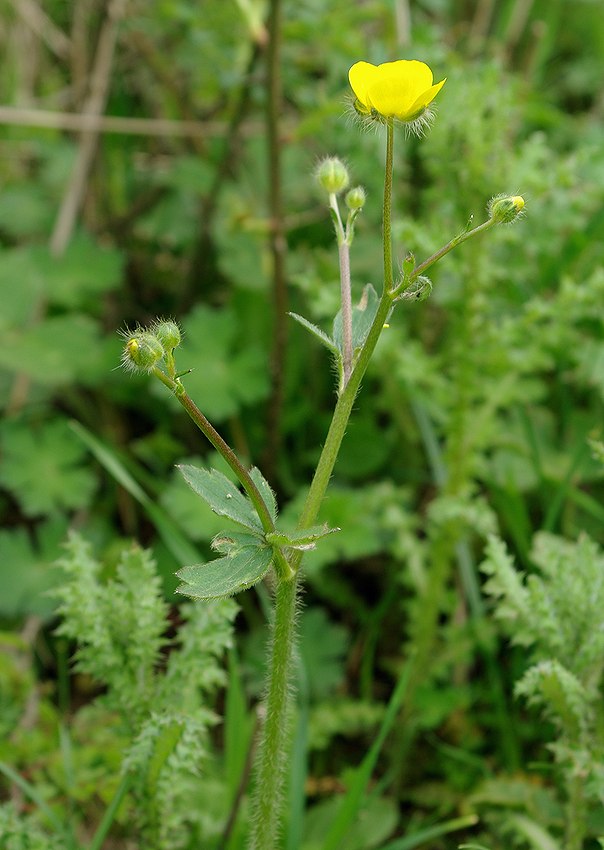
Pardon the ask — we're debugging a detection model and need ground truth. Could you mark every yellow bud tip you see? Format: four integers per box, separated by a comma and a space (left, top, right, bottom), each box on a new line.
511, 196, 525, 211
126, 338, 139, 355
383, 323, 390, 329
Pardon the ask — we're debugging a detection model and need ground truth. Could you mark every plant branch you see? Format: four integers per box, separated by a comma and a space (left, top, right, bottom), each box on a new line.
338, 238, 353, 386
392, 216, 497, 299
7, 0, 71, 60
151, 370, 292, 579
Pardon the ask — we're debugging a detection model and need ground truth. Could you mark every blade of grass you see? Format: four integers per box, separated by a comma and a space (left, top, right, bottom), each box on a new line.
88, 770, 134, 850
69, 419, 200, 566
319, 659, 412, 850
543, 439, 591, 532
380, 814, 479, 850
0, 761, 72, 843
566, 486, 604, 524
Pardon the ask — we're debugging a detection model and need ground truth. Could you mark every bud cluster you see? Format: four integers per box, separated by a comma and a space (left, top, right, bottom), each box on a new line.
315, 155, 367, 250
120, 318, 182, 375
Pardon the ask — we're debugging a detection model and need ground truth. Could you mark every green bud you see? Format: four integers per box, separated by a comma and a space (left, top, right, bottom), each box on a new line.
488, 194, 525, 224
153, 318, 181, 352
121, 331, 164, 373
315, 157, 350, 195
402, 253, 415, 277
345, 185, 366, 210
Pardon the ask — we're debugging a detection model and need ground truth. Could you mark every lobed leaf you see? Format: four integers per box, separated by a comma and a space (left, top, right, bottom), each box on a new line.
176, 536, 273, 599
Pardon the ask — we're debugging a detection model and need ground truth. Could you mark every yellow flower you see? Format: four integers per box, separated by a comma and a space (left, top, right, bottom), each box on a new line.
348, 60, 446, 127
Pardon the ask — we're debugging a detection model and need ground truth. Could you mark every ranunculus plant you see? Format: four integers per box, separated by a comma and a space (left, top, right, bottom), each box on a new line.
121, 59, 524, 850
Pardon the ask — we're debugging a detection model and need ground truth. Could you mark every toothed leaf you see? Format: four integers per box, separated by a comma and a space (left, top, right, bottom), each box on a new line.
249, 466, 278, 523
177, 465, 262, 533
265, 524, 340, 551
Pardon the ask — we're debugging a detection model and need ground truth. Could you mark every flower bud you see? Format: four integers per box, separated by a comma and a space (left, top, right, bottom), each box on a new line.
402, 253, 415, 277
345, 185, 366, 210
121, 331, 164, 373
153, 319, 181, 352
488, 194, 525, 224
315, 157, 350, 195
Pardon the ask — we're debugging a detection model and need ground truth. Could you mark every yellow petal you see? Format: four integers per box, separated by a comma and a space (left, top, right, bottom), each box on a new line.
348, 61, 380, 110
406, 77, 447, 120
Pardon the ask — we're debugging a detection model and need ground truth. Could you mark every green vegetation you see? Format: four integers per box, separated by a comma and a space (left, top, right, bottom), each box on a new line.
1, 1, 604, 848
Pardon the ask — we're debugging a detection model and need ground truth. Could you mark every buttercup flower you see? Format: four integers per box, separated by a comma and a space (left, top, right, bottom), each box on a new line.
349, 60, 445, 131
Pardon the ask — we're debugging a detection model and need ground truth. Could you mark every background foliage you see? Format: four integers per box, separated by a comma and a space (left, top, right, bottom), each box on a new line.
1, 0, 604, 848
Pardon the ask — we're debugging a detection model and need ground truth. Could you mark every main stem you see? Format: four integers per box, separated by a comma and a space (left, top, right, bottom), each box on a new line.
248, 574, 298, 850
249, 122, 395, 849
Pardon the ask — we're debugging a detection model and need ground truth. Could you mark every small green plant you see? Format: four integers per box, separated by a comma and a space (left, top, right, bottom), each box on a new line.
481, 532, 604, 849
52, 533, 237, 849
119, 59, 525, 849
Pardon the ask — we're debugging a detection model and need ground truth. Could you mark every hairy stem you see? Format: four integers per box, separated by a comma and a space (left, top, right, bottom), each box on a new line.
383, 120, 395, 292
248, 575, 298, 850
396, 217, 496, 296
338, 238, 353, 386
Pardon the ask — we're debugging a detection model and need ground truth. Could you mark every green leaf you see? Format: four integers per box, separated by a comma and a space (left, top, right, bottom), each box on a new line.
249, 466, 278, 523
0, 186, 54, 239
0, 315, 102, 387
176, 534, 273, 599
0, 417, 96, 516
265, 524, 339, 551
159, 456, 237, 542
333, 283, 379, 355
304, 794, 397, 850
289, 312, 340, 357
178, 464, 263, 533
0, 522, 66, 618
